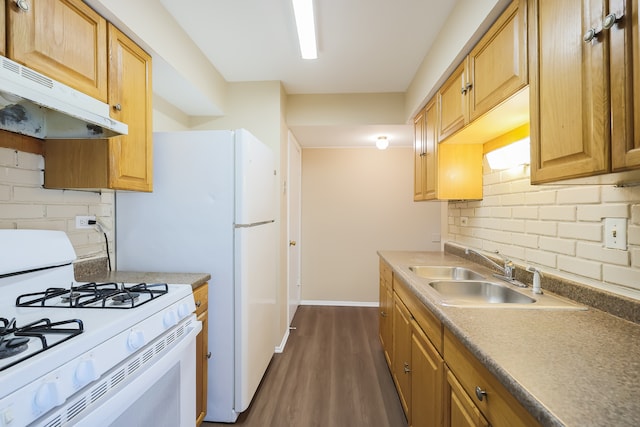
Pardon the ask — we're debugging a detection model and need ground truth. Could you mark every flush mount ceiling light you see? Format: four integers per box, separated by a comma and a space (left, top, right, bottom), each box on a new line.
376, 136, 389, 150
292, 0, 318, 59
486, 137, 531, 170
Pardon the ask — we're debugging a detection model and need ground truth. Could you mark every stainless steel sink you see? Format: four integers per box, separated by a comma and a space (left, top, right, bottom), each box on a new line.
409, 266, 484, 280
428, 280, 536, 304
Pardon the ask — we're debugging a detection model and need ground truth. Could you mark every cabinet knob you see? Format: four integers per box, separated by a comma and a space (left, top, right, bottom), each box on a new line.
583, 28, 599, 43
475, 386, 487, 401
603, 12, 623, 30
289, 240, 297, 247
15, 0, 29, 11
113, 103, 122, 111
195, 300, 201, 308
206, 352, 212, 359
380, 311, 387, 317
403, 362, 411, 374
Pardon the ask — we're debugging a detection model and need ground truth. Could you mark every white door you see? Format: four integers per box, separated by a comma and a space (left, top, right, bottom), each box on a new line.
287, 131, 302, 325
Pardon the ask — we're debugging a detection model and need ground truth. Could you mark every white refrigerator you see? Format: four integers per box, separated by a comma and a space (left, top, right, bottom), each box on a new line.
115, 129, 278, 423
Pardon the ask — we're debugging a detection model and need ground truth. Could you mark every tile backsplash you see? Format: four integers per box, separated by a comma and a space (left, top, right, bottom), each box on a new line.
448, 163, 640, 300
0, 147, 114, 263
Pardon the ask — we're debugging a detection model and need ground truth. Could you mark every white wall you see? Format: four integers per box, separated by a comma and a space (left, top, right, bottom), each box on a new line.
448, 162, 640, 300
301, 147, 443, 303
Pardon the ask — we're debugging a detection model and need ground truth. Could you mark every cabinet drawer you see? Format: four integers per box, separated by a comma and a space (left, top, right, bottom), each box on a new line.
444, 329, 539, 427
193, 284, 208, 315
394, 276, 443, 355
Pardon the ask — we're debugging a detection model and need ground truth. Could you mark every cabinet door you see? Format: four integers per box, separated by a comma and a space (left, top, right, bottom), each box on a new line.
379, 279, 391, 365
108, 24, 153, 191
194, 285, 209, 426
469, 0, 528, 121
414, 98, 438, 201
413, 107, 427, 201
411, 321, 444, 427
438, 59, 469, 142
392, 294, 412, 421
7, 0, 108, 102
445, 370, 489, 427
610, 0, 640, 170
529, 0, 608, 183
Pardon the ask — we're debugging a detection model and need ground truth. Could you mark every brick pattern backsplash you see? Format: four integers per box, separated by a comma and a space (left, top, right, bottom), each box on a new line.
0, 147, 114, 262
448, 163, 640, 297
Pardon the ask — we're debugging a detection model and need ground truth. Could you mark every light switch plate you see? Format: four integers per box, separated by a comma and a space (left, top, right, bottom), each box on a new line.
604, 218, 627, 250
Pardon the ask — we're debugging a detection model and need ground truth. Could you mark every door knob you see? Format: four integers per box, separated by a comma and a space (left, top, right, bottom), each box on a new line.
289, 240, 297, 246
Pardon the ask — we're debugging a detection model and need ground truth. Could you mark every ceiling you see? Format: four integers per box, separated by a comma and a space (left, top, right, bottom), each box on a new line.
158, 0, 460, 148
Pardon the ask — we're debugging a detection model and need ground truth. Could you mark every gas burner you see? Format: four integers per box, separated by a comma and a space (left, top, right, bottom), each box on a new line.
112, 292, 140, 304
0, 336, 29, 359
60, 292, 81, 303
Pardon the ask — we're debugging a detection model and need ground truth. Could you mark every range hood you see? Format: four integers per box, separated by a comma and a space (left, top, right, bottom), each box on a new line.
0, 56, 127, 139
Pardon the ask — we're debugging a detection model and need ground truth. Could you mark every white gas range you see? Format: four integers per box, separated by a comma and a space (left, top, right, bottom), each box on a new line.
0, 230, 201, 427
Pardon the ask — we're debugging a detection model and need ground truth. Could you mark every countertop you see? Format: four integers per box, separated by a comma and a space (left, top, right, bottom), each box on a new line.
378, 250, 640, 427
76, 270, 210, 291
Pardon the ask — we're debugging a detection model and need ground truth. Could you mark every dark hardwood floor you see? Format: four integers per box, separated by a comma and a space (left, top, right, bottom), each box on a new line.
202, 305, 407, 427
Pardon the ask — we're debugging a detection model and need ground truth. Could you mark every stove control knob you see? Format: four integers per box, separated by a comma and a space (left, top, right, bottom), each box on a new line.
127, 330, 145, 351
34, 381, 64, 413
163, 310, 179, 328
75, 358, 99, 388
178, 303, 191, 319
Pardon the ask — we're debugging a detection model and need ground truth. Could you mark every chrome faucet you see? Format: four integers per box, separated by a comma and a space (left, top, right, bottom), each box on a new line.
464, 248, 516, 281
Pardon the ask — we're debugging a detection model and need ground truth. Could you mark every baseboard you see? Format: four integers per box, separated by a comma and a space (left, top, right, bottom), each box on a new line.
300, 300, 379, 307
274, 328, 290, 353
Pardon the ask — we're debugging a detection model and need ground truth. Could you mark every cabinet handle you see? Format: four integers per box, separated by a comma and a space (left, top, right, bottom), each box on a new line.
113, 103, 122, 111
475, 386, 487, 401
460, 83, 472, 95
380, 311, 387, 317
14, 0, 29, 11
195, 300, 201, 308
403, 362, 411, 374
419, 152, 426, 157
206, 352, 212, 359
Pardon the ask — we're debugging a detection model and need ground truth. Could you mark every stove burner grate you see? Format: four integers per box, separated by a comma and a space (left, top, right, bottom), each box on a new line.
15, 282, 169, 309
0, 317, 84, 371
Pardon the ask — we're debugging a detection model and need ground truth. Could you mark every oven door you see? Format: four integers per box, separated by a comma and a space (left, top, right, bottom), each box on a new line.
67, 317, 201, 427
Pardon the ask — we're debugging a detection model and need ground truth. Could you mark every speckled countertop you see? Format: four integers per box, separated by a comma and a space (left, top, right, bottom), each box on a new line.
378, 250, 640, 427
76, 267, 210, 291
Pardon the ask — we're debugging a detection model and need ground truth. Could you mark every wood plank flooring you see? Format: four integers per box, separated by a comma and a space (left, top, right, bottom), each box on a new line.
202, 305, 407, 427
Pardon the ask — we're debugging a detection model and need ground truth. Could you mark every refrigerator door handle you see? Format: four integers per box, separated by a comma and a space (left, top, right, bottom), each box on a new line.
234, 220, 275, 228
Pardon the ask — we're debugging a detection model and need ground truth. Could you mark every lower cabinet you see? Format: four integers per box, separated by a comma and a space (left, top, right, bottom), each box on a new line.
194, 284, 209, 426
411, 321, 444, 427
391, 276, 444, 427
380, 261, 540, 427
443, 328, 538, 427
445, 369, 489, 427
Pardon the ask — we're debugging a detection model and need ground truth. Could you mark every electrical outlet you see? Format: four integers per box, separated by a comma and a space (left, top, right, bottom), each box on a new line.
76, 215, 96, 229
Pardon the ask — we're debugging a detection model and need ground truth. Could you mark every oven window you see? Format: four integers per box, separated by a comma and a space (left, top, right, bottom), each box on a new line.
110, 365, 180, 427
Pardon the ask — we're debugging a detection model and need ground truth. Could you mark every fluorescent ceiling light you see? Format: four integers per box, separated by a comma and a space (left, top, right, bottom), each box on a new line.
292, 0, 317, 59
486, 138, 530, 170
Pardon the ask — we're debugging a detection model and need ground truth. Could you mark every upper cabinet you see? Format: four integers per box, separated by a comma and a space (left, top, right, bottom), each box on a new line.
414, 98, 482, 201
44, 24, 153, 191
529, 0, 640, 183
437, 0, 528, 144
6, 0, 108, 102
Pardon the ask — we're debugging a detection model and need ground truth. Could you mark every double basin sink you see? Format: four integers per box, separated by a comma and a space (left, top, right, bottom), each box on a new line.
409, 266, 584, 309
